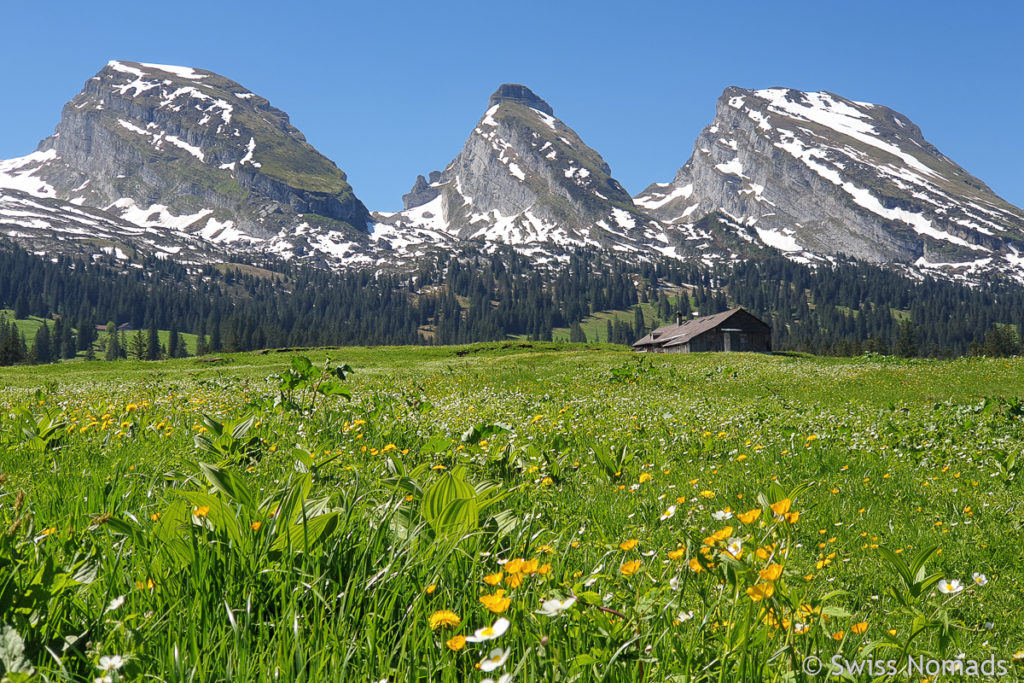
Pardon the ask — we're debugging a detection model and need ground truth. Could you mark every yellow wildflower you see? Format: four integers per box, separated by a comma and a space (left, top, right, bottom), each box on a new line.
429, 610, 461, 630
479, 590, 511, 614
620, 560, 642, 576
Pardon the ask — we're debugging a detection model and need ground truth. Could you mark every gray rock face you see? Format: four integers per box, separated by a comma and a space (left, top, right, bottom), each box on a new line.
637, 87, 1024, 276
488, 84, 554, 116
20, 61, 370, 239
387, 83, 660, 254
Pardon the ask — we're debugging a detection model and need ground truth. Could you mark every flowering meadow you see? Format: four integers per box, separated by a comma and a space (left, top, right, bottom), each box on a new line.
1, 344, 1023, 681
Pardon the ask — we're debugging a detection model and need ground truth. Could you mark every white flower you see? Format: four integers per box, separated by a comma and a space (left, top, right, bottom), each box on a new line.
677, 610, 694, 622
536, 597, 576, 616
97, 655, 127, 672
466, 618, 510, 642
712, 510, 733, 521
659, 505, 676, 521
725, 537, 743, 557
482, 675, 514, 683
938, 579, 964, 595
105, 595, 125, 613
480, 648, 510, 672
669, 576, 680, 590
972, 572, 988, 586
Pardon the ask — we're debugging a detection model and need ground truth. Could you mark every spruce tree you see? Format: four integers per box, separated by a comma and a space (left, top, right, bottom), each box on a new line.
32, 322, 52, 364
168, 323, 179, 358
146, 322, 160, 361
104, 322, 120, 361
130, 330, 146, 360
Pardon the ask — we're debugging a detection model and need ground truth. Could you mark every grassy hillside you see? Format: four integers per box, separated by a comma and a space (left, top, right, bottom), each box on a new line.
1, 309, 199, 357
2, 346, 1023, 680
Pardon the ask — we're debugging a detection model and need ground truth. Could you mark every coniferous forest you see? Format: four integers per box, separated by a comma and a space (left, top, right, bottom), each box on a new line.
0, 238, 1022, 365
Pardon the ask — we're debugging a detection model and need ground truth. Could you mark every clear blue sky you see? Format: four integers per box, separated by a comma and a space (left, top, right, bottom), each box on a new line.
2, 0, 1021, 212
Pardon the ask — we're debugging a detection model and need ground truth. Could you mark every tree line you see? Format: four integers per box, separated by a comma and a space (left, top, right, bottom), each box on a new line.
0, 238, 1021, 365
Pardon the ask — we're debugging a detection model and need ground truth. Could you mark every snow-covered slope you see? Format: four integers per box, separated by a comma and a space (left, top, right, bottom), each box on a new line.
637, 87, 1024, 281
0, 60, 373, 265
378, 84, 668, 262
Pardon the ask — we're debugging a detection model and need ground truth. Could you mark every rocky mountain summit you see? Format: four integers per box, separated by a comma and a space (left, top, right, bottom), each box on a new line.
636, 87, 1024, 279
2, 66, 1024, 283
0, 61, 370, 262
376, 84, 668, 260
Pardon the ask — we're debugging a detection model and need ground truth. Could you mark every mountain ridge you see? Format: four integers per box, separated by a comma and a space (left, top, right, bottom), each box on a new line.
1, 64, 1023, 284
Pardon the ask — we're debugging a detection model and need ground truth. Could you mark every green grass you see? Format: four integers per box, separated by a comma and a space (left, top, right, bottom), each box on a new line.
2, 346, 1023, 681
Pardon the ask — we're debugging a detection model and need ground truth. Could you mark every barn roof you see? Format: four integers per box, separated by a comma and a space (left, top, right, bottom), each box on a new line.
632, 308, 766, 348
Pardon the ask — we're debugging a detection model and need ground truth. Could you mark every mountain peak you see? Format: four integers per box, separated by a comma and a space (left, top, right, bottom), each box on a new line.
487, 84, 553, 116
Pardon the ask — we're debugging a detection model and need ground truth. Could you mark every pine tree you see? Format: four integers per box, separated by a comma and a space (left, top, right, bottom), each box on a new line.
104, 322, 120, 361
894, 319, 918, 357
32, 322, 52, 364
61, 320, 76, 359
146, 322, 160, 361
168, 323, 179, 358
130, 330, 146, 360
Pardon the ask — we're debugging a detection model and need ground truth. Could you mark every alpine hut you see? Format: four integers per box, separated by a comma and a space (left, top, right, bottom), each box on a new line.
632, 307, 771, 353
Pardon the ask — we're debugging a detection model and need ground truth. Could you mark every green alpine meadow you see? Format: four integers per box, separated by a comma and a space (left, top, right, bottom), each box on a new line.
2, 344, 1023, 681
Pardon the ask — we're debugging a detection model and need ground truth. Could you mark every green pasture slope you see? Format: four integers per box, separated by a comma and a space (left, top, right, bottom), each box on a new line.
1, 344, 1023, 681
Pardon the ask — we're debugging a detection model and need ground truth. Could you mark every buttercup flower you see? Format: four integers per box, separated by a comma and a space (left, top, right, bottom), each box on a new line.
479, 590, 511, 614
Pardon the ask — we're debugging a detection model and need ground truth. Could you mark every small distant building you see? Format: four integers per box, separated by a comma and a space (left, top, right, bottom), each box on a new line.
632, 307, 771, 353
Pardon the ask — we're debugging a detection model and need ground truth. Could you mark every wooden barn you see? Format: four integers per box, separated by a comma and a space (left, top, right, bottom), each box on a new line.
632, 308, 771, 353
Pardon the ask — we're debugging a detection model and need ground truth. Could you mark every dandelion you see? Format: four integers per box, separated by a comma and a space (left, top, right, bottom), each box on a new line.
938, 579, 964, 595
446, 635, 466, 651
479, 590, 511, 614
536, 597, 575, 616
973, 572, 988, 586
659, 505, 676, 521
466, 617, 510, 642
851, 621, 868, 634
429, 610, 461, 630
620, 560, 643, 576
619, 539, 639, 551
